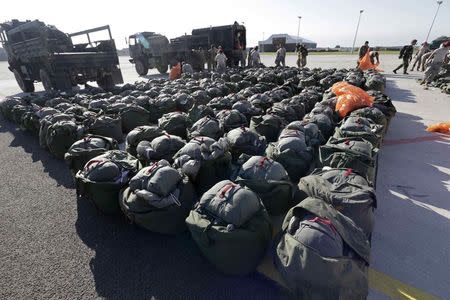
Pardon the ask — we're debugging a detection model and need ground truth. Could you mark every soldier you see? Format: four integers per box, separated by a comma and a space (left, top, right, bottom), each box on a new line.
357, 41, 369, 66
182, 61, 194, 74
275, 44, 287, 67
251, 46, 261, 67
369, 50, 380, 65
393, 39, 417, 74
207, 44, 217, 71
215, 47, 227, 73
410, 42, 430, 71
247, 47, 254, 67
296, 44, 308, 68
421, 41, 450, 85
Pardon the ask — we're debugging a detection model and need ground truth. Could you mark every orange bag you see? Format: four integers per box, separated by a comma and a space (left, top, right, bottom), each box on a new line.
426, 122, 450, 134
169, 63, 181, 81
333, 81, 374, 118
358, 50, 382, 71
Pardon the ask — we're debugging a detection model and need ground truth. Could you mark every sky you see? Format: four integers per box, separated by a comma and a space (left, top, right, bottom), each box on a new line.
1, 0, 449, 49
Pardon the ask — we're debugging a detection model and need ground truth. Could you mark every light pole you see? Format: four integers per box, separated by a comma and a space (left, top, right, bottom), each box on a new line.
351, 10, 364, 54
297, 16, 302, 44
425, 1, 443, 43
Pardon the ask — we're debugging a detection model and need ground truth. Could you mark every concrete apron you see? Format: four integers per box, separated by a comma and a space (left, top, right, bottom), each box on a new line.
256, 73, 449, 300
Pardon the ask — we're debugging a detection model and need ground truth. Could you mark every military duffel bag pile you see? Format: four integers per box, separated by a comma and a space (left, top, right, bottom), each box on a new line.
186, 180, 272, 275
75, 150, 140, 214
120, 160, 196, 234
0, 67, 399, 298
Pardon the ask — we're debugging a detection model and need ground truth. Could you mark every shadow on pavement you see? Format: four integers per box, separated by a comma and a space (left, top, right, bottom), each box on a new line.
0, 117, 74, 188
373, 110, 450, 298
384, 78, 416, 103
75, 195, 290, 299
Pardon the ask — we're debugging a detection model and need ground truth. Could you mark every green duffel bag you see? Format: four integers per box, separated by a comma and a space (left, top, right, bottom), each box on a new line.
136, 134, 186, 164
236, 156, 295, 216
47, 120, 84, 159
225, 127, 267, 162
249, 114, 284, 143
297, 168, 376, 238
11, 104, 35, 125
89, 115, 124, 143
0, 97, 23, 121
319, 137, 378, 185
39, 113, 74, 149
187, 104, 215, 123
174, 136, 233, 195
216, 109, 248, 132
75, 150, 140, 214
186, 180, 272, 275
188, 115, 223, 140
333, 116, 383, 147
266, 129, 314, 183
120, 105, 150, 133
65, 135, 119, 177
274, 197, 370, 299
125, 126, 165, 157
158, 111, 191, 139
366, 90, 397, 122
22, 107, 60, 136
120, 160, 196, 234
350, 107, 388, 134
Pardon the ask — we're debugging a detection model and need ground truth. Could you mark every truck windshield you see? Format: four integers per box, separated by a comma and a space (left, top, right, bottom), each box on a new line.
137, 34, 150, 49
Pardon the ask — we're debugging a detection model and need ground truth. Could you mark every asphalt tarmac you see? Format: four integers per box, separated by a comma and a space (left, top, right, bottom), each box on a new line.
0, 54, 449, 299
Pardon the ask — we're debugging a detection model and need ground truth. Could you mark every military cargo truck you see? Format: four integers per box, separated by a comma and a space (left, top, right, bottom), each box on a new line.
128, 22, 246, 75
0, 19, 123, 92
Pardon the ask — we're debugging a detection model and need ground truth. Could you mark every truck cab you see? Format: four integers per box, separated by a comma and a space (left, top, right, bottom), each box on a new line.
128, 32, 169, 75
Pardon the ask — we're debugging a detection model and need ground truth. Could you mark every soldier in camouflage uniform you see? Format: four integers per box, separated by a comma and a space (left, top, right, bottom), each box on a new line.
207, 45, 217, 71
393, 39, 417, 75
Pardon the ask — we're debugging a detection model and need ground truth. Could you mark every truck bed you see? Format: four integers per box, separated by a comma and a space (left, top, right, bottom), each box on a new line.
51, 51, 120, 70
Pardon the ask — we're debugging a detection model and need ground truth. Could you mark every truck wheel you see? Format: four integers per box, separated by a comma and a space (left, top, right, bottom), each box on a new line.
135, 60, 149, 76
156, 63, 168, 74
40, 69, 55, 92
13, 69, 35, 93
97, 75, 115, 91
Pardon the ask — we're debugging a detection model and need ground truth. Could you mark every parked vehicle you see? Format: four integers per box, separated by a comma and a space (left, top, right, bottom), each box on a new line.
0, 19, 123, 92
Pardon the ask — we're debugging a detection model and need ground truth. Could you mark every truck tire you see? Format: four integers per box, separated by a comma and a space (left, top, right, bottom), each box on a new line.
97, 75, 115, 91
40, 69, 55, 92
135, 60, 149, 76
156, 63, 168, 74
13, 69, 35, 93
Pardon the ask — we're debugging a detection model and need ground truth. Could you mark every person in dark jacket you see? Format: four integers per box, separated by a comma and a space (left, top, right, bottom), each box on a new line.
359, 41, 370, 59
393, 39, 417, 74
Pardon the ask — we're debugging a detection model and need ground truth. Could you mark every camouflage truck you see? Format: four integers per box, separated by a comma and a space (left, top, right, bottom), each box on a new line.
0, 19, 123, 92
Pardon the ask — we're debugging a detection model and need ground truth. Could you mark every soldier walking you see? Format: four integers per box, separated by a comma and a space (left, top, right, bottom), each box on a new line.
410, 42, 430, 71
275, 44, 286, 67
393, 39, 417, 74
